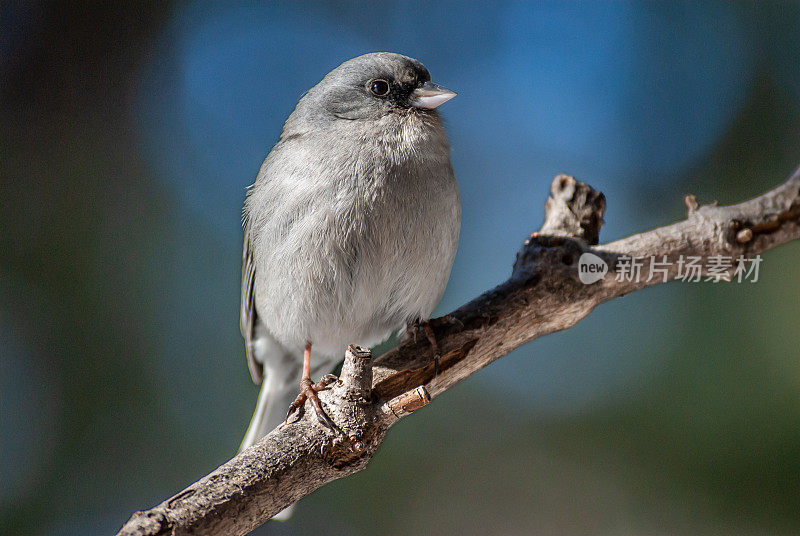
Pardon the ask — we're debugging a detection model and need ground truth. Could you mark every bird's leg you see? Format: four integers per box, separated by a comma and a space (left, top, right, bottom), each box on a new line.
406, 319, 442, 377
285, 341, 339, 431
421, 321, 442, 377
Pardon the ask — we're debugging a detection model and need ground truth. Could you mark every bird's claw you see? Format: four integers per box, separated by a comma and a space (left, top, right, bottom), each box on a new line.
314, 374, 340, 390
285, 375, 341, 433
407, 319, 443, 378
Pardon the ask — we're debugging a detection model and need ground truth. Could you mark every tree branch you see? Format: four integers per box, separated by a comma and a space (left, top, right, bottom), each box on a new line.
117, 166, 800, 536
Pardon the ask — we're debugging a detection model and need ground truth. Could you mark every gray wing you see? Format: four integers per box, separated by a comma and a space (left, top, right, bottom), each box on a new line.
240, 221, 264, 384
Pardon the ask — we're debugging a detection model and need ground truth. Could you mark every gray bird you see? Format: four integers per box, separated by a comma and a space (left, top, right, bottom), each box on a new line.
239, 53, 460, 463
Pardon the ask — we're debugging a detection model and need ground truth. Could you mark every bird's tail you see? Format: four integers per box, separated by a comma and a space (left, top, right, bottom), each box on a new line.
240, 328, 303, 452
239, 366, 299, 452
239, 339, 302, 520
239, 334, 340, 520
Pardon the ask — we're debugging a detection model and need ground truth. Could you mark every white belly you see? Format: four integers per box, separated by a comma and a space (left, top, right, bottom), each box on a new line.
255, 176, 459, 358
249, 113, 460, 359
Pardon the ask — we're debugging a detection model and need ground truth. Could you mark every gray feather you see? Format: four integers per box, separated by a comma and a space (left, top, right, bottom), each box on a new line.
240, 222, 263, 383
239, 54, 461, 500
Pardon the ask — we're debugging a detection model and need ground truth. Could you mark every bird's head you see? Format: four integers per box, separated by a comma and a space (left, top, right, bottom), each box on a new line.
295, 52, 456, 123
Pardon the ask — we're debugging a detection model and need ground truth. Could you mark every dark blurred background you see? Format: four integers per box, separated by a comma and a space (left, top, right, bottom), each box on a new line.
3, 1, 800, 535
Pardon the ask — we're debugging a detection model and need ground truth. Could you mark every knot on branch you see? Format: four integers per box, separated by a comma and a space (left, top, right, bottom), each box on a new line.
539, 174, 606, 244
728, 203, 800, 246
318, 346, 383, 469
385, 385, 431, 418
338, 345, 373, 403
513, 175, 606, 281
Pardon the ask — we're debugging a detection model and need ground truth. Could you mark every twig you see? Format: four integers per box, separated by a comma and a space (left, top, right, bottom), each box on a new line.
117, 166, 800, 536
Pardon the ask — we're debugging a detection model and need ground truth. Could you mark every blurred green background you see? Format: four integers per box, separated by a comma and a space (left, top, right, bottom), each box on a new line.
3, 1, 800, 535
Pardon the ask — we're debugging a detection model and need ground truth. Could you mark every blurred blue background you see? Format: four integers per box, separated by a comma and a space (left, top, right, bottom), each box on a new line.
3, 1, 800, 535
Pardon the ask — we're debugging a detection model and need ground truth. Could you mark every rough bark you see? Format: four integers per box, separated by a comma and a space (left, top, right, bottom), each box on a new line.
117, 166, 800, 536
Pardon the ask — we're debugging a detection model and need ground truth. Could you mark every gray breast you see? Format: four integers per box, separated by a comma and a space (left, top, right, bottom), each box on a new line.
247, 113, 460, 358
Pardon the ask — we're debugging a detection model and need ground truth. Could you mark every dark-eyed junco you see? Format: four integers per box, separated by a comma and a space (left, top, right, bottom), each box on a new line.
239, 53, 459, 470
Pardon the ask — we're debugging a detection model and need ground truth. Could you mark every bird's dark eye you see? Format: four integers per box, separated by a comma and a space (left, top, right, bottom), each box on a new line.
369, 79, 390, 97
